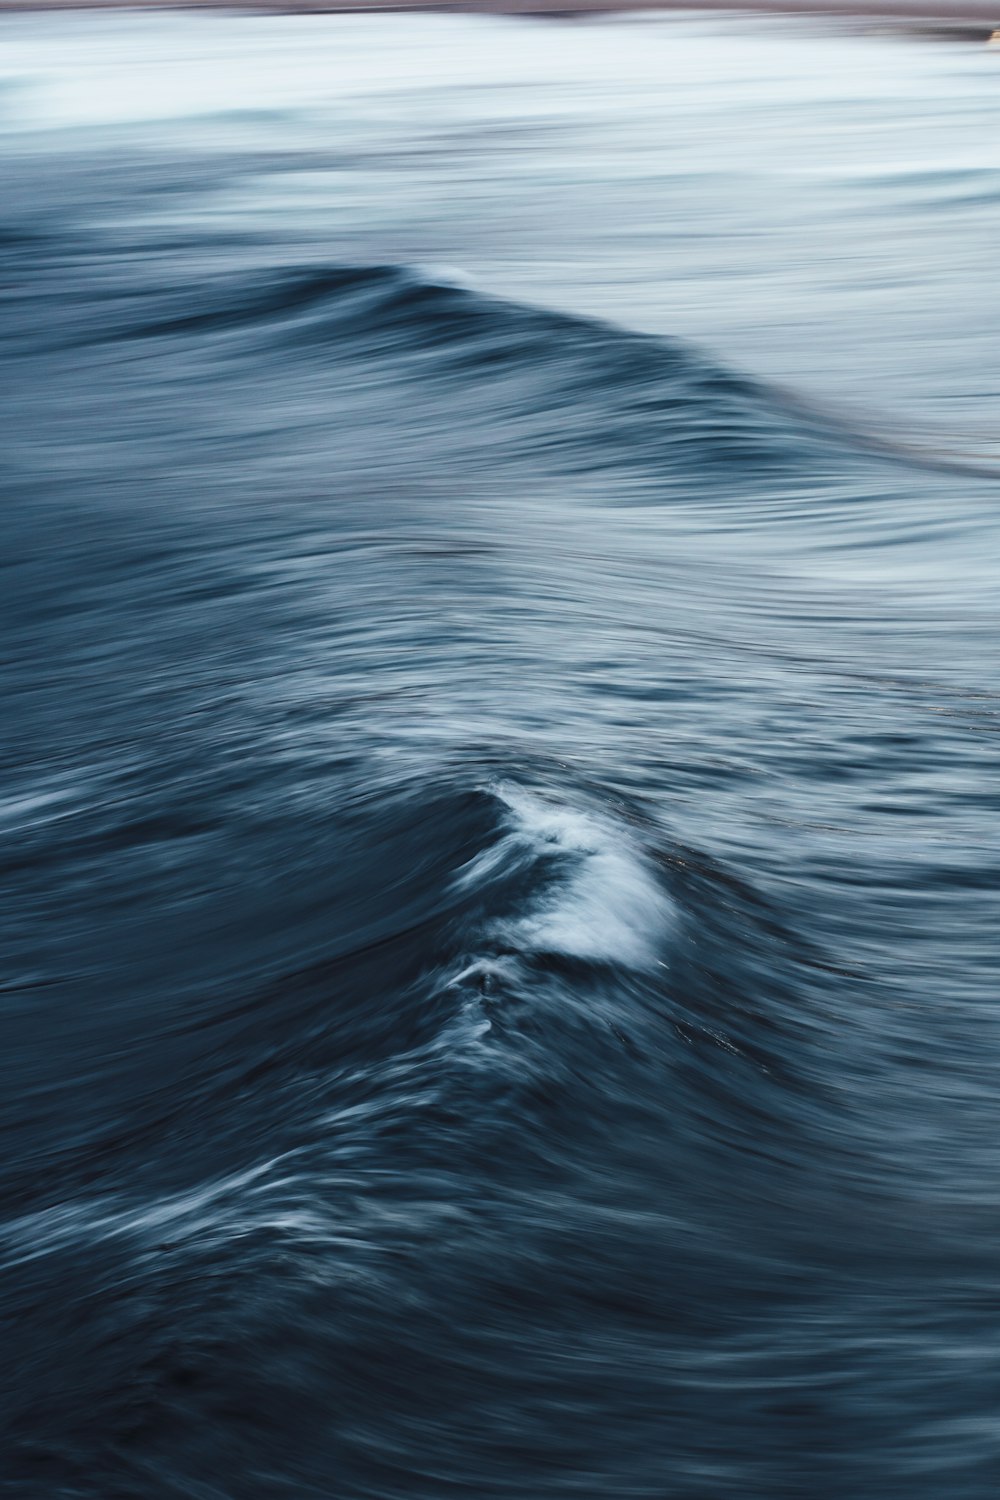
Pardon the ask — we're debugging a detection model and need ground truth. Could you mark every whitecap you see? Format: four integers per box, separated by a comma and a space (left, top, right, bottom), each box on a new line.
466, 784, 675, 971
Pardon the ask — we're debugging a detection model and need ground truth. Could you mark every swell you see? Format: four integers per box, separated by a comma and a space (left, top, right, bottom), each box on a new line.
46, 257, 996, 484
0, 776, 839, 1224
58, 260, 889, 478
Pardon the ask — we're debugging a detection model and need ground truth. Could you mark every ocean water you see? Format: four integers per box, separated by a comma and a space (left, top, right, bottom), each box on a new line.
2, 12, 999, 1497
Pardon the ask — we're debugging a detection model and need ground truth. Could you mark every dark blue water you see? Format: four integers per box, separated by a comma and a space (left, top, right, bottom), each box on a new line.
2, 14, 1000, 1498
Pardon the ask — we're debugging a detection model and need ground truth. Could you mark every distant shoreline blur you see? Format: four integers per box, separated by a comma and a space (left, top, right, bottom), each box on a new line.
0, 0, 998, 30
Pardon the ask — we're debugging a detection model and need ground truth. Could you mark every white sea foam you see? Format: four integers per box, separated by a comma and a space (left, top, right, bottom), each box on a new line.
461, 785, 674, 971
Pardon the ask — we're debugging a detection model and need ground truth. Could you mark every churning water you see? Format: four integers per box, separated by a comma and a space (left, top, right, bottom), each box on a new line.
1, 12, 999, 1497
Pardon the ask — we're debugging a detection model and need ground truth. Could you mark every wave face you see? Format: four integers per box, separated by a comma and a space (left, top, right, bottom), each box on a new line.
3, 13, 1000, 1500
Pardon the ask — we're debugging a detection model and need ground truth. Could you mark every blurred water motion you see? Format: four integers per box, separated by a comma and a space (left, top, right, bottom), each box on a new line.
2, 11, 999, 1499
